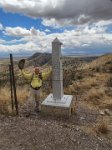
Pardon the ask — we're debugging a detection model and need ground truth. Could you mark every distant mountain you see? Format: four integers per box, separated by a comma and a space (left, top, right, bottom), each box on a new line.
27, 52, 100, 67
27, 52, 52, 67
28, 52, 43, 60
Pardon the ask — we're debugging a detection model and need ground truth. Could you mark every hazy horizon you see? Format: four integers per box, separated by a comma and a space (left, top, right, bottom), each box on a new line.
0, 51, 111, 59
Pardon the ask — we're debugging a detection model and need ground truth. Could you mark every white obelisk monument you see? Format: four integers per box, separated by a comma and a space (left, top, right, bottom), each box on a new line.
41, 38, 73, 117
52, 38, 63, 101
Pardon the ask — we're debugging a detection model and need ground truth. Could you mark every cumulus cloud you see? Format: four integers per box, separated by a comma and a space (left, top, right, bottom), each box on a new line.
0, 25, 112, 55
4, 26, 46, 37
4, 27, 31, 36
0, 0, 112, 26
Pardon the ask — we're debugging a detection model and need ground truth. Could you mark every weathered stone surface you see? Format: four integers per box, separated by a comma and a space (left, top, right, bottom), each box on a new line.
52, 38, 63, 100
41, 38, 74, 117
41, 94, 74, 117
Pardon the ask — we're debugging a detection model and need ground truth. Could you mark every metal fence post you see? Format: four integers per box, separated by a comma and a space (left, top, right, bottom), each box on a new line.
10, 54, 19, 115
9, 64, 14, 112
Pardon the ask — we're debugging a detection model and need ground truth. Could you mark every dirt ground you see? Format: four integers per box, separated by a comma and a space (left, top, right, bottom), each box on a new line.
0, 102, 112, 150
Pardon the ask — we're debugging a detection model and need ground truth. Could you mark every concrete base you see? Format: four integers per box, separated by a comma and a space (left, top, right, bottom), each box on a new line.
41, 94, 74, 118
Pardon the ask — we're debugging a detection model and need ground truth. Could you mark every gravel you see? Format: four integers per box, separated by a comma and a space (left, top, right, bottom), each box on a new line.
0, 113, 112, 150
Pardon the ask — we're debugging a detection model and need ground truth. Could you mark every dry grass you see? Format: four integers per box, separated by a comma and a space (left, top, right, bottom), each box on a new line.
68, 76, 100, 95
0, 87, 11, 114
0, 85, 50, 114
82, 77, 98, 87
82, 54, 112, 70
17, 86, 29, 104
0, 87, 10, 101
94, 122, 109, 134
106, 76, 112, 87
84, 88, 105, 105
78, 76, 97, 87
0, 86, 29, 114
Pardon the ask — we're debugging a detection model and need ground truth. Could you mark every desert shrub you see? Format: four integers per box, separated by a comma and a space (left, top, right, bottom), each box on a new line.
84, 88, 105, 105
68, 83, 80, 95
106, 77, 112, 87
105, 88, 112, 97
76, 75, 83, 80
104, 104, 112, 110
0, 79, 5, 87
95, 122, 108, 134
96, 67, 100, 72
108, 65, 112, 73
76, 77, 97, 91
105, 60, 112, 64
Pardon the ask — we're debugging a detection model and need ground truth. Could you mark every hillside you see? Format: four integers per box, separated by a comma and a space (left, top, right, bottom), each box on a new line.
27, 52, 52, 67
0, 53, 112, 150
83, 54, 112, 72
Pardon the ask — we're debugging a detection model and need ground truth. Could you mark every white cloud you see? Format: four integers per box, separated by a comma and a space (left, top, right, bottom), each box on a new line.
0, 24, 112, 55
0, 42, 45, 53
0, 1, 112, 55
45, 29, 50, 33
4, 26, 46, 37
42, 18, 112, 29
95, 20, 112, 27
42, 18, 61, 28
4, 26, 31, 36
0, 23, 4, 30
0, 39, 5, 44
0, 0, 112, 26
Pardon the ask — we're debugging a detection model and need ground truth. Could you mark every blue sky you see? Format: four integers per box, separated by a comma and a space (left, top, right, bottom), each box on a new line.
0, 0, 112, 57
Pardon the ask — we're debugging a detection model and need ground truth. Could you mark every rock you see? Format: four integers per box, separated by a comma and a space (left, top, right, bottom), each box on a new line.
76, 127, 80, 131
99, 109, 112, 116
99, 110, 105, 115
104, 109, 111, 116
80, 116, 85, 120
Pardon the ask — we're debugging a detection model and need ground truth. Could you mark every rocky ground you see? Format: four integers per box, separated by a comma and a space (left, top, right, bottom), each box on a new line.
0, 101, 112, 150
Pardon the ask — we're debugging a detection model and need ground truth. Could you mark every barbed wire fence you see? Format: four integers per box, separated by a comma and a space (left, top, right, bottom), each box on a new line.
0, 54, 19, 115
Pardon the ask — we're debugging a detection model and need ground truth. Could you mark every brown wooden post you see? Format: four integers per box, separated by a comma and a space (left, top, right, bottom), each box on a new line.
10, 54, 19, 115
9, 64, 14, 112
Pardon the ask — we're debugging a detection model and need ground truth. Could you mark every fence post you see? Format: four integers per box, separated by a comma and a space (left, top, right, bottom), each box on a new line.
9, 64, 14, 112
10, 54, 19, 115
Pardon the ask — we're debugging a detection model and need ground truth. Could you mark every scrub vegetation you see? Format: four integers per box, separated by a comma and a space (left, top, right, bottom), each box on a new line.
0, 53, 112, 149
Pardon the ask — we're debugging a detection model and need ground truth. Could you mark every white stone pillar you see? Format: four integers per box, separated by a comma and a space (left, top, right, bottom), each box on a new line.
41, 38, 74, 117
52, 38, 63, 101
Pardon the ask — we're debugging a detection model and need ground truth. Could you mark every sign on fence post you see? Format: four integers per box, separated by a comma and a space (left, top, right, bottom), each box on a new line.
41, 38, 74, 117
10, 54, 18, 115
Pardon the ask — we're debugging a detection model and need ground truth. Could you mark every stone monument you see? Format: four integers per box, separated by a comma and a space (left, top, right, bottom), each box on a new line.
41, 38, 74, 117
